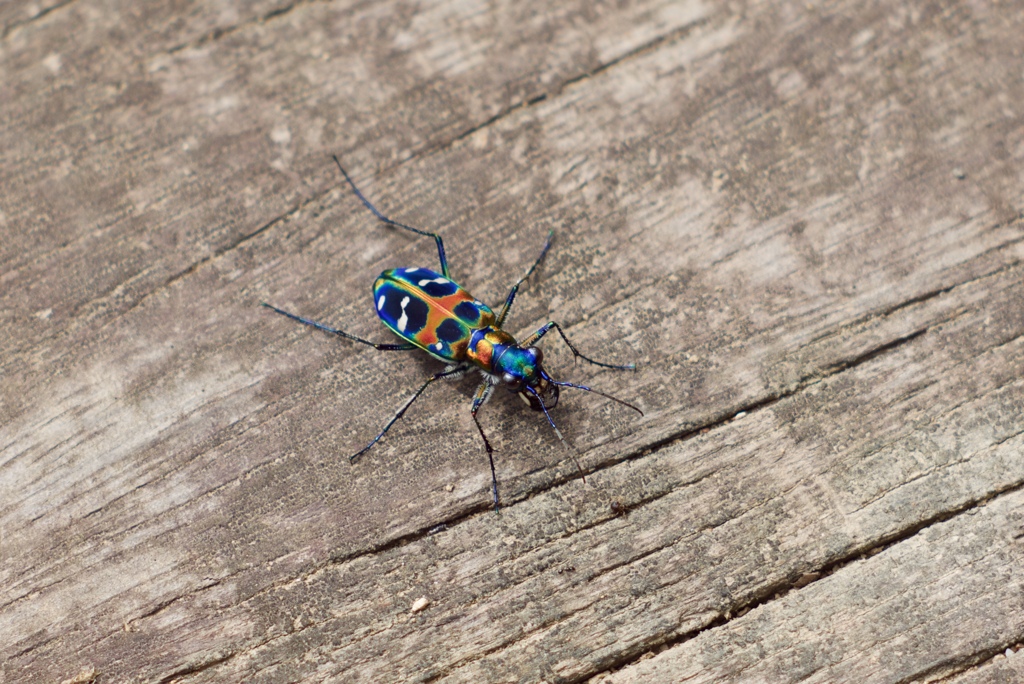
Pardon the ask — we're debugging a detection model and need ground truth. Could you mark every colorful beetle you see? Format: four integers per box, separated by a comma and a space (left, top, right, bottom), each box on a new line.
263, 156, 641, 508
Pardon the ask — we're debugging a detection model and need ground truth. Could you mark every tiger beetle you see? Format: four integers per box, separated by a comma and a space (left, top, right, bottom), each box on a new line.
263, 156, 642, 509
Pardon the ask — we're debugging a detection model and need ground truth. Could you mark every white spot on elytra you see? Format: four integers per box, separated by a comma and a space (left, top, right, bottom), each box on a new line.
397, 296, 411, 332
377, 295, 385, 311
434, 342, 443, 351
418, 277, 449, 287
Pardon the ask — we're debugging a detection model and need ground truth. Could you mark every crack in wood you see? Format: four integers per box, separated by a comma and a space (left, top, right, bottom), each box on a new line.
604, 330, 933, 477
8, 632, 59, 662
434, 15, 712, 162
165, 0, 357, 54
895, 640, 1023, 684
847, 422, 1024, 515
818, 327, 928, 375
583, 480, 1024, 683
0, 0, 77, 39
806, 255, 1022, 348
136, 579, 223, 623
155, 651, 238, 684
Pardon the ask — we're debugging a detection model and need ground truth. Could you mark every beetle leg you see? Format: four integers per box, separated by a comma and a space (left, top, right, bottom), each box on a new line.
495, 230, 553, 327
441, 363, 469, 381
520, 321, 637, 371
333, 155, 451, 278
470, 381, 500, 510
350, 366, 464, 461
262, 303, 415, 350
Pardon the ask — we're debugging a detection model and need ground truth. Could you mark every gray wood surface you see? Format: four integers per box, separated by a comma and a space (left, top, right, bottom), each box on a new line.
2, 0, 1022, 682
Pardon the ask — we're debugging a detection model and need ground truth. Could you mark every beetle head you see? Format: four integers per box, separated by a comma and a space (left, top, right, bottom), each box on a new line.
494, 346, 560, 410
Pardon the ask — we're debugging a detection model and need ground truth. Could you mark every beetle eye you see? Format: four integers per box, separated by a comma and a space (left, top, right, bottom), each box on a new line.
527, 346, 543, 364
501, 372, 522, 390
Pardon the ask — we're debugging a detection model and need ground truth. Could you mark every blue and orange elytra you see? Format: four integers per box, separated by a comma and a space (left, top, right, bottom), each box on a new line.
263, 156, 642, 508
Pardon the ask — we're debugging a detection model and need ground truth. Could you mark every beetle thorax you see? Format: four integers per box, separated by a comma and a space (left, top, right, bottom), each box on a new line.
466, 327, 517, 372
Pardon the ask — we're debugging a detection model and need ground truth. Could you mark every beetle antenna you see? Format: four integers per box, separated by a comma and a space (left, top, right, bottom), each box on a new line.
548, 380, 644, 416
524, 385, 587, 485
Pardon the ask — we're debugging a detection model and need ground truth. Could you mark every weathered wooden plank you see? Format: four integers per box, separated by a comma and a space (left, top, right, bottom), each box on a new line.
602, 487, 1024, 684
44, 261, 1019, 682
1, 0, 706, 363
2, 0, 1023, 681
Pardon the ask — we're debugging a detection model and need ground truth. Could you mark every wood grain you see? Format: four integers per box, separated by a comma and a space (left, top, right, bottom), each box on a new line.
604, 487, 1024, 683
2, 0, 1022, 681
